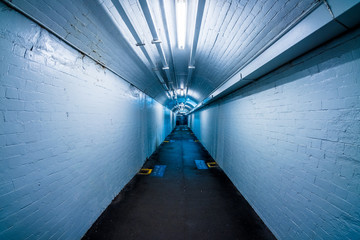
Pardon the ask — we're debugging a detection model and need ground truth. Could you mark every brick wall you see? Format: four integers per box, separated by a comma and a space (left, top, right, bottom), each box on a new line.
0, 3, 174, 239
189, 27, 360, 239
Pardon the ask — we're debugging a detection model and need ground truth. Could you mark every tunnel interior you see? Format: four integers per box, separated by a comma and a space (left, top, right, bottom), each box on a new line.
0, 0, 360, 239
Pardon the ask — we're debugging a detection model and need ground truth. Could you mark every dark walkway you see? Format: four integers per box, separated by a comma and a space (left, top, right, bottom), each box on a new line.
83, 126, 276, 240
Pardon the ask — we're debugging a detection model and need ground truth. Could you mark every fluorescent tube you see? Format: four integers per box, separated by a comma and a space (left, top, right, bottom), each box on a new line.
176, 0, 187, 49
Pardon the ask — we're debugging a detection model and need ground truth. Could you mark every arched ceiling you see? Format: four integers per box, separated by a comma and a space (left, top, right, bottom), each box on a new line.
4, 0, 360, 114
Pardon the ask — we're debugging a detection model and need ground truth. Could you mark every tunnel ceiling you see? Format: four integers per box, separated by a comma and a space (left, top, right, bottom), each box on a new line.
4, 0, 360, 113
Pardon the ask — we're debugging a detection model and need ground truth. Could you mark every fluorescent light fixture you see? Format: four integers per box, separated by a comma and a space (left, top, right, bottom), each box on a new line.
176, 0, 187, 49
177, 88, 184, 96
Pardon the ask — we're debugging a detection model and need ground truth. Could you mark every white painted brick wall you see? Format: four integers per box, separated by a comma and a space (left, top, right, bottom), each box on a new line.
189, 27, 360, 239
3, 0, 168, 102
0, 3, 174, 239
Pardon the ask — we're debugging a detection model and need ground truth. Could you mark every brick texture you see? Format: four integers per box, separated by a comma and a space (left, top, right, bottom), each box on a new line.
189, 27, 360, 239
0, 3, 175, 239
2, 0, 166, 100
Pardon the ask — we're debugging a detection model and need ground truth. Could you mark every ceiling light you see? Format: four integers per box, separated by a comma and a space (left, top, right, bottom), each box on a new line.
176, 0, 187, 49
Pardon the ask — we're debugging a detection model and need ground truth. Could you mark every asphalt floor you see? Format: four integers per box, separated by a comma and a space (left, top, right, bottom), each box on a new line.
83, 126, 276, 240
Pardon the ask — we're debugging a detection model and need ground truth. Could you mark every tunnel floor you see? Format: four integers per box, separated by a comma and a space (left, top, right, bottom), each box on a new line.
83, 126, 276, 240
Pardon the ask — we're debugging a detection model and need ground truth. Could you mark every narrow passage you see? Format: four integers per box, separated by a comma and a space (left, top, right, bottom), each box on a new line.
83, 126, 275, 240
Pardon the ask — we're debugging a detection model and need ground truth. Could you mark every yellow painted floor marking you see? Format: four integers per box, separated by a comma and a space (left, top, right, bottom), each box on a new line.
207, 162, 218, 168
138, 168, 153, 175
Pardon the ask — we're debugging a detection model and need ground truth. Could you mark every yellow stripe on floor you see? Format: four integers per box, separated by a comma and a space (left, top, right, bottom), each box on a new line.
138, 168, 152, 175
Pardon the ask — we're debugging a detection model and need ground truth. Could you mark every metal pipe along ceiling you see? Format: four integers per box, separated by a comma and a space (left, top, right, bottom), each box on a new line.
139, 0, 173, 90
185, 0, 206, 98
111, 0, 169, 92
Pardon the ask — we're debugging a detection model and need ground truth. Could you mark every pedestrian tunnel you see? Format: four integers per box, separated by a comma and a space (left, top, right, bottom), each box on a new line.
1, 1, 360, 239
